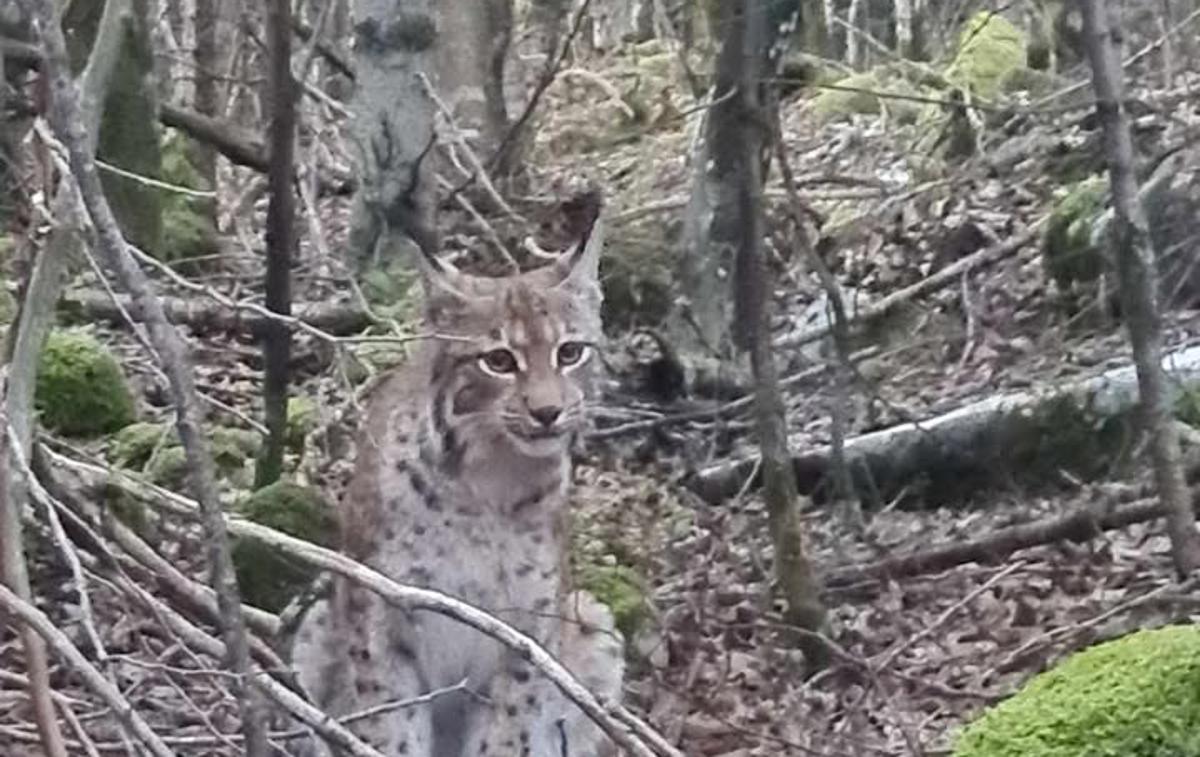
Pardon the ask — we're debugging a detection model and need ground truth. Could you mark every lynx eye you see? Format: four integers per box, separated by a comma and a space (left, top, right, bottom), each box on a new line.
556, 341, 589, 368
479, 348, 520, 376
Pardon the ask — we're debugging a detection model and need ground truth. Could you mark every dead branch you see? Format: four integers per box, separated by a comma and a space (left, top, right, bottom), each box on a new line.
774, 223, 1043, 350
26, 1, 272, 750
48, 447, 681, 757
824, 492, 1173, 589
160, 102, 355, 195
61, 288, 373, 336
0, 583, 174, 757
0, 0, 139, 752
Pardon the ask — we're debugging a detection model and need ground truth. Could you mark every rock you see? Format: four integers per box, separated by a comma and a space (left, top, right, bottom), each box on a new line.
953, 624, 1200, 757
286, 395, 319, 451
231, 481, 337, 613
35, 329, 136, 437
110, 421, 173, 469
946, 12, 1028, 100
159, 129, 219, 266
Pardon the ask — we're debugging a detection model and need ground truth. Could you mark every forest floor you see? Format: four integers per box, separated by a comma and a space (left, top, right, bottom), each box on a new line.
4, 40, 1200, 757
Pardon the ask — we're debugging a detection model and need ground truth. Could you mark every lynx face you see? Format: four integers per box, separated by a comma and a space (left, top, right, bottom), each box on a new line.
419, 202, 603, 458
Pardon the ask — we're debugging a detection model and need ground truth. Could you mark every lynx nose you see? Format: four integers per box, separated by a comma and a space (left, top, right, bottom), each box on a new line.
529, 405, 562, 428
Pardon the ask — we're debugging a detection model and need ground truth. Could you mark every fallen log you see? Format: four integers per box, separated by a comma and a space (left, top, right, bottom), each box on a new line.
60, 289, 374, 336
689, 343, 1200, 505
822, 491, 1169, 589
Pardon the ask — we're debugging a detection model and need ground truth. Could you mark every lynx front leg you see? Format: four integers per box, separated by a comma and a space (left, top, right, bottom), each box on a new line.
290, 592, 436, 756
556, 591, 626, 757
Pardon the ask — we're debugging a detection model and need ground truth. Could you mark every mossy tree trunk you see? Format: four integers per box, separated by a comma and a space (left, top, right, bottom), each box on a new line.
63, 0, 163, 258
435, 0, 512, 165
716, 0, 830, 667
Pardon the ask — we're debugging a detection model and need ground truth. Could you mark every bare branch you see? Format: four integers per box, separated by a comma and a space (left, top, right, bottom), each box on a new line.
23, 0, 272, 749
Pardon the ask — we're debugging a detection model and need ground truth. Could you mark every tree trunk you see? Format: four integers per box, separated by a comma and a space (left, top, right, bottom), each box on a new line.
256, 0, 296, 489
193, 0, 220, 183
435, 0, 512, 163
64, 0, 164, 257
1080, 0, 1200, 575
347, 0, 438, 269
718, 0, 829, 667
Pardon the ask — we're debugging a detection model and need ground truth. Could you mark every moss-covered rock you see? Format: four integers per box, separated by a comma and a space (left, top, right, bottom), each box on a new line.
946, 11, 1028, 100
145, 444, 188, 490
159, 129, 219, 266
120, 423, 260, 490
286, 396, 318, 451
953, 624, 1200, 757
110, 421, 174, 469
36, 330, 136, 437
578, 563, 651, 642
231, 481, 336, 612
1042, 175, 1108, 293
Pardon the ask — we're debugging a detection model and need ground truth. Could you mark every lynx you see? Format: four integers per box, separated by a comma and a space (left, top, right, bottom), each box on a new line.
288, 192, 624, 757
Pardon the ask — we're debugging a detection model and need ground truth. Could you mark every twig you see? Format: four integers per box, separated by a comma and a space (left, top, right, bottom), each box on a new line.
0, 583, 174, 757
1031, 4, 1200, 109
417, 71, 522, 222
775, 222, 1044, 349
7, 425, 106, 662
26, 1, 272, 750
49, 447, 676, 757
873, 561, 1026, 672
486, 0, 592, 173
435, 173, 519, 270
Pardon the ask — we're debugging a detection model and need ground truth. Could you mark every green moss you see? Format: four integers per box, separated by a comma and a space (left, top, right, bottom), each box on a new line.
35, 330, 136, 437
1178, 386, 1200, 428
109, 421, 174, 469
578, 564, 650, 642
231, 481, 336, 612
128, 424, 259, 490
159, 129, 219, 265
812, 67, 926, 124
286, 396, 318, 451
1042, 175, 1108, 292
146, 445, 188, 490
953, 625, 1200, 757
946, 12, 1027, 100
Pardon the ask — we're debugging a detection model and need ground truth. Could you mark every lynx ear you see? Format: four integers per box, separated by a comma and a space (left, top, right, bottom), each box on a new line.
554, 189, 604, 286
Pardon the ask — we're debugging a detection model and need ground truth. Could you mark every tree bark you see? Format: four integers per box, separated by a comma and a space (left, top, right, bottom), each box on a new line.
192, 0, 220, 184
346, 0, 438, 270
256, 0, 297, 489
435, 0, 512, 162
25, 0, 271, 751
1080, 0, 1200, 575
719, 0, 829, 667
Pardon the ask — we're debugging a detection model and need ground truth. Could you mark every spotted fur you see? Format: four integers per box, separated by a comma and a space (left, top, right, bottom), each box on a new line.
288, 196, 623, 757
